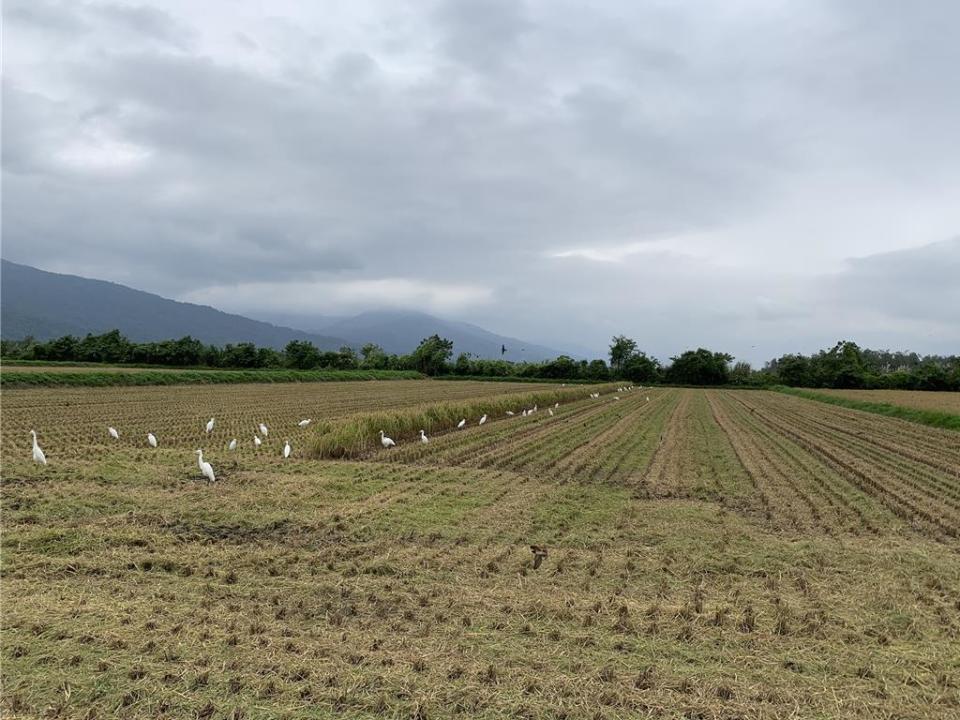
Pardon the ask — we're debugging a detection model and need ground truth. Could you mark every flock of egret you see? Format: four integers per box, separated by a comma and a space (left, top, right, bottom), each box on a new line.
28, 387, 642, 481
375, 393, 598, 450
27, 413, 317, 483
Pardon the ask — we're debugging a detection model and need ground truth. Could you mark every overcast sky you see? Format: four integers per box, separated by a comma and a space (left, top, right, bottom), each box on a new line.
3, 0, 958, 364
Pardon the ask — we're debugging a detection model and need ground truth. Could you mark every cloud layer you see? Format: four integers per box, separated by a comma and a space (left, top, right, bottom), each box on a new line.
4, 0, 959, 363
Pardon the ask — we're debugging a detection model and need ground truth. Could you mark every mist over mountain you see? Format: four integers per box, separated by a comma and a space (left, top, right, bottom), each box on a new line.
0, 260, 346, 350
1, 261, 581, 360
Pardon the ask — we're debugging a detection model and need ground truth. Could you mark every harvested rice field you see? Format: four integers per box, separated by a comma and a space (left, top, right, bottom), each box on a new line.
3, 382, 959, 719
814, 388, 960, 414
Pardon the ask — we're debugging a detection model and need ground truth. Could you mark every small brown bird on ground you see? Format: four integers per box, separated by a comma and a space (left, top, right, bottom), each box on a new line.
530, 545, 548, 569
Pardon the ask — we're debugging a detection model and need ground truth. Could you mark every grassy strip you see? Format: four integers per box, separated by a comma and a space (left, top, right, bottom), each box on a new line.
773, 385, 960, 431
311, 383, 619, 458
0, 368, 423, 388
433, 375, 598, 384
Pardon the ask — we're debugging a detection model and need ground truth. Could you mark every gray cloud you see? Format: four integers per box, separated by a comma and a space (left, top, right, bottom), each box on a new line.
2, 0, 958, 362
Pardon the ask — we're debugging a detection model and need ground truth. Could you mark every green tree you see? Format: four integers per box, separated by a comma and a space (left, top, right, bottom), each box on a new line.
585, 358, 610, 381
453, 352, 473, 375
729, 361, 753, 386
411, 335, 454, 376
284, 340, 321, 369
336, 346, 359, 370
622, 352, 660, 383
609, 335, 638, 376
360, 343, 388, 369
666, 348, 733, 385
773, 354, 811, 387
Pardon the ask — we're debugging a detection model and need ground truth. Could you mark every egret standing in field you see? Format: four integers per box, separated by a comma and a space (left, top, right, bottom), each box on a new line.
457, 419, 466, 429
30, 430, 47, 465
147, 433, 158, 448
298, 419, 312, 428
259, 423, 268, 437
479, 414, 487, 426
548, 408, 554, 416
380, 430, 396, 448
206, 418, 215, 433
228, 438, 237, 451
419, 429, 429, 444
254, 435, 262, 449
283, 440, 292, 458
195, 449, 216, 483
505, 411, 515, 416
108, 426, 119, 439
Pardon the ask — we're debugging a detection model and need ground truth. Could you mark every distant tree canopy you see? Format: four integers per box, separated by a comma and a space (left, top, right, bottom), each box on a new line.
765, 341, 960, 391
3, 330, 956, 390
665, 348, 734, 385
411, 335, 455, 376
608, 335, 638, 375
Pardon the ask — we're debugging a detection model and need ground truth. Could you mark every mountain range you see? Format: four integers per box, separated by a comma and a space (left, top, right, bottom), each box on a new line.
0, 260, 573, 361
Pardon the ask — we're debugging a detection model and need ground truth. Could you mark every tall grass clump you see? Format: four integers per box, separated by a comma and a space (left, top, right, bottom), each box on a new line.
773, 386, 960, 432
310, 383, 619, 458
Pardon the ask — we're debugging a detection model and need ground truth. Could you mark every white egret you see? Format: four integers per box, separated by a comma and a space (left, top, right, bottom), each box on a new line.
479, 414, 487, 425
646, 396, 650, 402
259, 423, 268, 437
254, 436, 262, 449
614, 396, 621, 401
380, 430, 396, 448
298, 419, 312, 428
228, 438, 237, 451
505, 411, 515, 416
30, 430, 47, 465
108, 426, 120, 440
195, 449, 216, 483
548, 408, 554, 416
206, 418, 215, 433
457, 419, 466, 429
554, 402, 559, 409
420, 429, 429, 444
533, 405, 538, 412
147, 433, 158, 448
521, 409, 528, 417
283, 440, 292, 458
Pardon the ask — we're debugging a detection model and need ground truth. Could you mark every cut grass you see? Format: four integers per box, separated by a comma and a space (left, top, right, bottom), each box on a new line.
773, 385, 960, 431
0, 367, 424, 388
3, 386, 960, 718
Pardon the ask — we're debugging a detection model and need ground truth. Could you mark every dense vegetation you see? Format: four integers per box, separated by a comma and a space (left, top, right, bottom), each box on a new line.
764, 341, 960, 391
3, 330, 957, 390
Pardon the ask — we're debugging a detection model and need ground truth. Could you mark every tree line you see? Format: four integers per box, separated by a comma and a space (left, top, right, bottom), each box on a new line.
3, 331, 957, 390
0, 331, 611, 380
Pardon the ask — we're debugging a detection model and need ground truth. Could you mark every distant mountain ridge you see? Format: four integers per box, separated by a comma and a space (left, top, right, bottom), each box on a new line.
1, 260, 577, 360
310, 310, 570, 362
0, 260, 347, 350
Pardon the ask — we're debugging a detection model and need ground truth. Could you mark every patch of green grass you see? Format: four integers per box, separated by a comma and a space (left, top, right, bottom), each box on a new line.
529, 484, 632, 546
773, 385, 960, 431
0, 368, 424, 388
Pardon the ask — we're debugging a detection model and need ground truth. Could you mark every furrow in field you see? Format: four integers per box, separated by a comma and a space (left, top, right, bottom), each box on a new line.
481, 395, 645, 474
735, 394, 960, 513
732, 393, 959, 538
759, 394, 960, 485
572, 391, 679, 484
707, 393, 829, 532
716, 393, 891, 533
382, 394, 618, 468
556, 390, 677, 481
